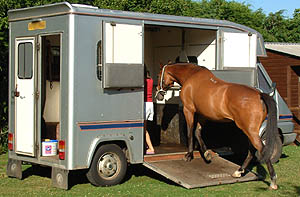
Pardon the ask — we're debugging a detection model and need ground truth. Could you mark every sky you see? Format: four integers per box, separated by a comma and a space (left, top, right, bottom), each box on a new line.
230, 0, 300, 18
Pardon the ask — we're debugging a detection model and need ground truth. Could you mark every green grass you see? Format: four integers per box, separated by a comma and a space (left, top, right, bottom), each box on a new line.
0, 145, 300, 196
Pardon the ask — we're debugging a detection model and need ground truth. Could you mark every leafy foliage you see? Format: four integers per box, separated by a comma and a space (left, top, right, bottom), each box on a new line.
0, 0, 299, 153
92, 0, 300, 43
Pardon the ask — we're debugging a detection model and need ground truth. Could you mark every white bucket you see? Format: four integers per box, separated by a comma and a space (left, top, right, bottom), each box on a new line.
42, 140, 58, 156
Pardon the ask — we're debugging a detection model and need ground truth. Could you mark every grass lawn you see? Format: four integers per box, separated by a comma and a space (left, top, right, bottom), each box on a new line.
0, 145, 299, 197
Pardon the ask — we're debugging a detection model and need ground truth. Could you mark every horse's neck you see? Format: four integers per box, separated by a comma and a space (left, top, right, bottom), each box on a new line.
169, 65, 198, 85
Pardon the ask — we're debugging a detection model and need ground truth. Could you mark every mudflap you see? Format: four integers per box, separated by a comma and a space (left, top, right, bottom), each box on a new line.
52, 167, 69, 190
6, 159, 22, 180
143, 153, 258, 189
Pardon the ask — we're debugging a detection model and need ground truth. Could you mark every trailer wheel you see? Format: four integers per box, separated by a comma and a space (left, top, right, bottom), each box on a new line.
261, 130, 282, 164
86, 144, 127, 186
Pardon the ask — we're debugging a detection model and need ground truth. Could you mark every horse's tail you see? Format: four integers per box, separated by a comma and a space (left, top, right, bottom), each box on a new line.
259, 93, 278, 163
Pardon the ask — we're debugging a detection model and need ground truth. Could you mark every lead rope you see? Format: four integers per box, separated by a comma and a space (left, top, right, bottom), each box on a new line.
160, 65, 167, 89
155, 65, 168, 98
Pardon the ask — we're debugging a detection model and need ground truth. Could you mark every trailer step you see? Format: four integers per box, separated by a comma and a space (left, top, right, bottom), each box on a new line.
143, 152, 258, 189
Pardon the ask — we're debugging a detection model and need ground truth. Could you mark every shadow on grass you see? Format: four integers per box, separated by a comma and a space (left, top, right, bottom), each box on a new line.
280, 153, 289, 159
295, 186, 300, 195
69, 169, 90, 188
23, 165, 51, 179
125, 164, 179, 187
22, 164, 90, 189
21, 163, 177, 189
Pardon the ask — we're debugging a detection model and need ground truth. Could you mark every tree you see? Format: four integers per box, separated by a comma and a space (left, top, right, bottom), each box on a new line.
287, 9, 300, 42
93, 0, 194, 16
93, 0, 300, 42
263, 10, 289, 42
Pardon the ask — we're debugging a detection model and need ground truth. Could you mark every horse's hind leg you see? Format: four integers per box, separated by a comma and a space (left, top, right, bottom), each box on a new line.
252, 137, 278, 189
195, 121, 211, 162
266, 159, 277, 190
235, 127, 278, 189
232, 143, 254, 178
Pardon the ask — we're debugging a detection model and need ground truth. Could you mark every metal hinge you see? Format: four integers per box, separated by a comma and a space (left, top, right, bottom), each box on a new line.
97, 64, 102, 81
36, 42, 40, 51
35, 91, 40, 99
35, 143, 39, 154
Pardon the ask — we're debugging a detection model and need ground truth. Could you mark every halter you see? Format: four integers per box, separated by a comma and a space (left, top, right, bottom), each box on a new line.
155, 64, 168, 98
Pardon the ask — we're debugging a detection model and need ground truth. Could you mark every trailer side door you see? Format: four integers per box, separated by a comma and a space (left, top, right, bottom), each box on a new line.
14, 37, 36, 156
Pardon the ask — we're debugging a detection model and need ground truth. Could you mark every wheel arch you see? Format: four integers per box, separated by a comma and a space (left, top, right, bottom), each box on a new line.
86, 137, 132, 168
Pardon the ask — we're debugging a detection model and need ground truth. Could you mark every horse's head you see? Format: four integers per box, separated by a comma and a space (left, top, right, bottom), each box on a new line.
155, 63, 174, 101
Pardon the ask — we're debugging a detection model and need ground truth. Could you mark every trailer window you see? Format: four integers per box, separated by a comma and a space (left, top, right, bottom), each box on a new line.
18, 42, 33, 79
257, 66, 271, 92
96, 40, 102, 80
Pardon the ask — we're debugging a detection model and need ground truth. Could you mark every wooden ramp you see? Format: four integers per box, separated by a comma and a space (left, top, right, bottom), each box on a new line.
143, 152, 258, 189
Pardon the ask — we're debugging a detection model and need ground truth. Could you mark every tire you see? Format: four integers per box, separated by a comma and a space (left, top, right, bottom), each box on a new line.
86, 144, 127, 186
261, 131, 283, 164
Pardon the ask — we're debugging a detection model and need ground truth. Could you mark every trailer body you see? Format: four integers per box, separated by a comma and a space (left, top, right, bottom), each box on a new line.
7, 2, 295, 189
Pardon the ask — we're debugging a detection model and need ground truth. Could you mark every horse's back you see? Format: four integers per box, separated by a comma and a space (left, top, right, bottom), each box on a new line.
180, 68, 264, 122
180, 69, 231, 120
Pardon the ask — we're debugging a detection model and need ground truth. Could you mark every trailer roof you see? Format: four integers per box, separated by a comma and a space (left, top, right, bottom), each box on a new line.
8, 2, 266, 56
7, 2, 255, 32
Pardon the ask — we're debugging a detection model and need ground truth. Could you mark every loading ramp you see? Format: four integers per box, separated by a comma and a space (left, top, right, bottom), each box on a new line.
143, 152, 258, 189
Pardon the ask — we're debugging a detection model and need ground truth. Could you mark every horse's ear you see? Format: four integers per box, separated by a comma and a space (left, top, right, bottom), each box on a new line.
160, 62, 164, 69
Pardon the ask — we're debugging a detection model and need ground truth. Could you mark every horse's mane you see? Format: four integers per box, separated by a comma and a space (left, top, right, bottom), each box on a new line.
169, 63, 207, 71
168, 63, 211, 76
163, 63, 211, 86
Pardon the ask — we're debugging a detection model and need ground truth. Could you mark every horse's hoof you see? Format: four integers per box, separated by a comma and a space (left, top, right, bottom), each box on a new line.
204, 150, 212, 161
232, 170, 244, 178
269, 185, 278, 190
184, 153, 193, 162
269, 182, 278, 190
184, 156, 192, 162
232, 171, 241, 178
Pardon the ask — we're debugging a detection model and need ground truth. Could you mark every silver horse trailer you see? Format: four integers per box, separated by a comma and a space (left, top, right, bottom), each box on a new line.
7, 2, 296, 189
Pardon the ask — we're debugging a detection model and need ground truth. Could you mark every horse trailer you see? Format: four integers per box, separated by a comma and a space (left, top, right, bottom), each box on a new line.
7, 2, 296, 189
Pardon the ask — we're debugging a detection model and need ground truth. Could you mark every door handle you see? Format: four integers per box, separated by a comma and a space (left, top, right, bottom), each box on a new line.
14, 85, 20, 97
14, 90, 20, 97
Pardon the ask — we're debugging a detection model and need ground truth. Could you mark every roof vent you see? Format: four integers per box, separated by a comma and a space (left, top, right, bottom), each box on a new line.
72, 4, 98, 9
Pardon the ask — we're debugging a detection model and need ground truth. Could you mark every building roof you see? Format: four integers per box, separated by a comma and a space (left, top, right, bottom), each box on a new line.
265, 42, 300, 58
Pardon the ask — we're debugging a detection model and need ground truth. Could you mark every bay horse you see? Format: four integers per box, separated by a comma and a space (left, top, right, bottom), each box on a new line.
155, 63, 279, 190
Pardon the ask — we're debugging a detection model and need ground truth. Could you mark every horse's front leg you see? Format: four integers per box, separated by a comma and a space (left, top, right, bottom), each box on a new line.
183, 107, 195, 162
184, 126, 194, 162
195, 121, 211, 163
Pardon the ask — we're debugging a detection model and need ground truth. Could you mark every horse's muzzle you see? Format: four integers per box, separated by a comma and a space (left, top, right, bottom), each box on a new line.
155, 90, 166, 101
